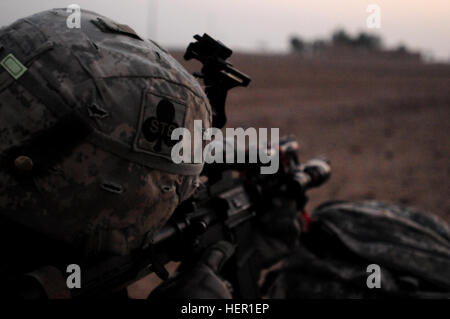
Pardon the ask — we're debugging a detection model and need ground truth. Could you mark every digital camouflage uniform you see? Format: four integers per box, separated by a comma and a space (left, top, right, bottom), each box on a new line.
264, 201, 450, 298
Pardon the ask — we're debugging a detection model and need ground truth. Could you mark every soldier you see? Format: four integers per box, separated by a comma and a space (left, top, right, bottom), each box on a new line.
0, 8, 302, 299
2, 9, 449, 300
0, 8, 228, 298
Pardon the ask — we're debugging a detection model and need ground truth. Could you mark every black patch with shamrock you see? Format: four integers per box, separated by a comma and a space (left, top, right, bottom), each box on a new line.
142, 99, 180, 152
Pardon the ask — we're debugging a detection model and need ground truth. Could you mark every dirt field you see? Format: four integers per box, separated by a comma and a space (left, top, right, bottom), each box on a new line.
173, 51, 450, 221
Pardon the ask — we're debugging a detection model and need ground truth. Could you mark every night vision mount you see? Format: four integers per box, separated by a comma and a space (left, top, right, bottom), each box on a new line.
184, 34, 251, 128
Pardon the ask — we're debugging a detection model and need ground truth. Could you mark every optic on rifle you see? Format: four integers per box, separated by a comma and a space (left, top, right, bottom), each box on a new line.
184, 34, 251, 128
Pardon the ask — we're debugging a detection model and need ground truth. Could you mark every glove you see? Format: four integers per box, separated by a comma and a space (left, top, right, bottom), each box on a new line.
148, 241, 235, 299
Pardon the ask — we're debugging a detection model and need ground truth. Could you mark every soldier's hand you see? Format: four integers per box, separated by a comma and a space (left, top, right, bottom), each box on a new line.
148, 241, 235, 299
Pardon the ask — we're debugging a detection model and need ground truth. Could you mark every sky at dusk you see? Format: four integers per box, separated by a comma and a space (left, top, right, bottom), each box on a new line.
0, 0, 449, 60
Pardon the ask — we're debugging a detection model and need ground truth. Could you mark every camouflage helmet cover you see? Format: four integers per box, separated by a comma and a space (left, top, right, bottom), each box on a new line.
0, 9, 212, 256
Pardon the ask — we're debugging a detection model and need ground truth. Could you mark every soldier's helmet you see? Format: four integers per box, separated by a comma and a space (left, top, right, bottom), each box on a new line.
0, 9, 212, 256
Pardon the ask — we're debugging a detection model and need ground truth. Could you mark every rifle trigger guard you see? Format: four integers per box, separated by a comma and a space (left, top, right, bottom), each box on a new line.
148, 243, 169, 281
142, 232, 169, 281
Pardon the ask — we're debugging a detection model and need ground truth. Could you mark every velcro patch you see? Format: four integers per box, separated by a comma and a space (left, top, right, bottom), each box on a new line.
1, 53, 27, 80
134, 90, 187, 160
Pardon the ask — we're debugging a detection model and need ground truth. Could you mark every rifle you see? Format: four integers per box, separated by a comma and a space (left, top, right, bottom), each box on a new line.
16, 34, 331, 299
66, 138, 330, 298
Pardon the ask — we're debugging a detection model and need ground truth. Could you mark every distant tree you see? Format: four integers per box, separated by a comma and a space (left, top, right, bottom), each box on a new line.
331, 29, 352, 46
287, 28, 393, 57
311, 40, 326, 52
290, 36, 305, 52
331, 29, 382, 50
394, 44, 408, 55
353, 32, 382, 50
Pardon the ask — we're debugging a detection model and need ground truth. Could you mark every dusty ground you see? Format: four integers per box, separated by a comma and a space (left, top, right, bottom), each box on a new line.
173, 50, 450, 221
129, 51, 450, 298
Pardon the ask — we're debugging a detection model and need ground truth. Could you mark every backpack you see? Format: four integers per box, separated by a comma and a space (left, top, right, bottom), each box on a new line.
265, 201, 450, 298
